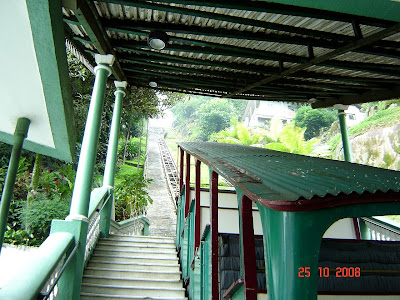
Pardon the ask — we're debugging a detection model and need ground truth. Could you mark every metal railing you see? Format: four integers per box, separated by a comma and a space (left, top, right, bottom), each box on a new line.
158, 136, 180, 209
360, 216, 400, 241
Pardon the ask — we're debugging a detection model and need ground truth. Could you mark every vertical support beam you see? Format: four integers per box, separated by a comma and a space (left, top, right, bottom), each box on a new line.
194, 159, 201, 253
0, 117, 30, 252
101, 80, 127, 237
334, 104, 353, 163
238, 193, 257, 299
210, 170, 219, 300
185, 153, 191, 218
179, 147, 184, 194
51, 54, 114, 300
69, 54, 114, 219
334, 104, 359, 239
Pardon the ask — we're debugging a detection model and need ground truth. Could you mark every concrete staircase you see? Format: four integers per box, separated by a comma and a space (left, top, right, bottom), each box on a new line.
81, 234, 186, 299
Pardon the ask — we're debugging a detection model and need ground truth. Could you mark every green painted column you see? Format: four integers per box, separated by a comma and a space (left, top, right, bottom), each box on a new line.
69, 54, 114, 219
50, 54, 114, 300
334, 104, 353, 163
101, 81, 127, 237
0, 117, 30, 252
257, 205, 331, 300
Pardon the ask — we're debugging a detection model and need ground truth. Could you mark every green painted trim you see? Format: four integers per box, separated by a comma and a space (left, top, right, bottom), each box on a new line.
257, 0, 400, 23
0, 232, 74, 300
24, 0, 75, 162
50, 219, 89, 299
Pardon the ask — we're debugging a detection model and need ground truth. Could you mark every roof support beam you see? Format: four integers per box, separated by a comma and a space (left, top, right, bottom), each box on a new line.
65, 0, 126, 81
312, 85, 400, 108
225, 22, 400, 99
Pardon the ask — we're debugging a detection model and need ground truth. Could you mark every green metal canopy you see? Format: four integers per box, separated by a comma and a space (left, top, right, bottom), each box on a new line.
179, 142, 400, 210
62, 0, 400, 108
0, 0, 75, 161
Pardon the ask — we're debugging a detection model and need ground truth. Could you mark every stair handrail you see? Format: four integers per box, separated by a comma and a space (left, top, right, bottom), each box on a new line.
85, 187, 112, 263
0, 232, 74, 300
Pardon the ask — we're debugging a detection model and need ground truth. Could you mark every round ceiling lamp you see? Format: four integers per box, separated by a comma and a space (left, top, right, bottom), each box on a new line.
149, 80, 158, 88
147, 30, 169, 50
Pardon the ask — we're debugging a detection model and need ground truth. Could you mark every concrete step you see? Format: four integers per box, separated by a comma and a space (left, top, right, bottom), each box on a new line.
95, 244, 176, 254
87, 260, 180, 272
82, 275, 183, 289
97, 239, 176, 249
81, 283, 186, 298
84, 268, 182, 280
107, 235, 175, 244
90, 253, 178, 265
93, 249, 177, 260
81, 293, 187, 300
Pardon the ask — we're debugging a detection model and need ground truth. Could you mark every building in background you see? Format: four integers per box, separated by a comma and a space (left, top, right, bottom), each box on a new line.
242, 100, 295, 128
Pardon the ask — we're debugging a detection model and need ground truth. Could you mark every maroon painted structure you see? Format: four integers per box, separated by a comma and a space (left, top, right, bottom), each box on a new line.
179, 147, 184, 193
185, 153, 191, 217
210, 171, 219, 300
240, 195, 258, 299
194, 159, 201, 254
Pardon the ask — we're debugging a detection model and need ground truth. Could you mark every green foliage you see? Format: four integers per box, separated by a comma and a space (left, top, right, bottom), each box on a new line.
118, 137, 146, 161
115, 175, 153, 221
264, 123, 319, 155
194, 98, 236, 141
19, 200, 70, 244
210, 119, 266, 146
293, 106, 336, 140
4, 229, 39, 246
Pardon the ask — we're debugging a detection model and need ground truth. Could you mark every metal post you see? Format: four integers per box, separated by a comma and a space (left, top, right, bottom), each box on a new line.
101, 81, 127, 237
210, 170, 219, 300
194, 159, 201, 254
185, 153, 191, 218
334, 104, 353, 163
0, 117, 30, 252
69, 54, 114, 219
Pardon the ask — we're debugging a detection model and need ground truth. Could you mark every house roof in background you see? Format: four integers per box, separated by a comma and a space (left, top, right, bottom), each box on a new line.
62, 0, 400, 108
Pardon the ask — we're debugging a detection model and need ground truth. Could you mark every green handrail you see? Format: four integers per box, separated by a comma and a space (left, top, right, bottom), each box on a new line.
0, 232, 74, 300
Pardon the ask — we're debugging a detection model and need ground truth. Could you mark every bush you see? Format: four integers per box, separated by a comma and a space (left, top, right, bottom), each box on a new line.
118, 137, 146, 160
19, 200, 70, 244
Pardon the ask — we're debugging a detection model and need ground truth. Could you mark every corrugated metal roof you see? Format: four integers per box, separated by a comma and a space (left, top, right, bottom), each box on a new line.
62, 1, 400, 107
179, 142, 400, 210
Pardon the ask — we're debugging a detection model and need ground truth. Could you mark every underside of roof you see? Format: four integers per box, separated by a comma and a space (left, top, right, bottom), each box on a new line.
62, 0, 400, 108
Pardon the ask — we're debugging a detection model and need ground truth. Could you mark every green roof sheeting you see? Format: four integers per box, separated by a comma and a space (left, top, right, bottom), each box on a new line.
179, 142, 400, 210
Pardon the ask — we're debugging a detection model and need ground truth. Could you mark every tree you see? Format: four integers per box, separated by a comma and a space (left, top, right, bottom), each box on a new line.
194, 98, 236, 141
293, 106, 336, 140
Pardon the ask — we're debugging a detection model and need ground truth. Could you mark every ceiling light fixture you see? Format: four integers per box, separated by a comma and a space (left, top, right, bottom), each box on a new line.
147, 30, 169, 50
149, 80, 158, 88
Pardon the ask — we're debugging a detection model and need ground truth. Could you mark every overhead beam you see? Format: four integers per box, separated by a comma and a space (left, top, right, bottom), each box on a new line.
312, 85, 400, 108
65, 0, 126, 81
225, 22, 400, 98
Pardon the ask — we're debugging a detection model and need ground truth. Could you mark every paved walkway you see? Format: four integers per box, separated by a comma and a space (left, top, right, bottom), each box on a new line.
145, 127, 177, 237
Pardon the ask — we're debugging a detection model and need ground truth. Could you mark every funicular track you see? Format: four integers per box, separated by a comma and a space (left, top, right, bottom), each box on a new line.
158, 135, 180, 212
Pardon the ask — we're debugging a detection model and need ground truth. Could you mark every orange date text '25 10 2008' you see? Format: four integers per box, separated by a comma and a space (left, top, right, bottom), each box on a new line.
298, 267, 361, 278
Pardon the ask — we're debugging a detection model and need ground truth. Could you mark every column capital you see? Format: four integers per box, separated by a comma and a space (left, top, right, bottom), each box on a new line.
333, 104, 349, 111
114, 81, 128, 89
95, 54, 115, 66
